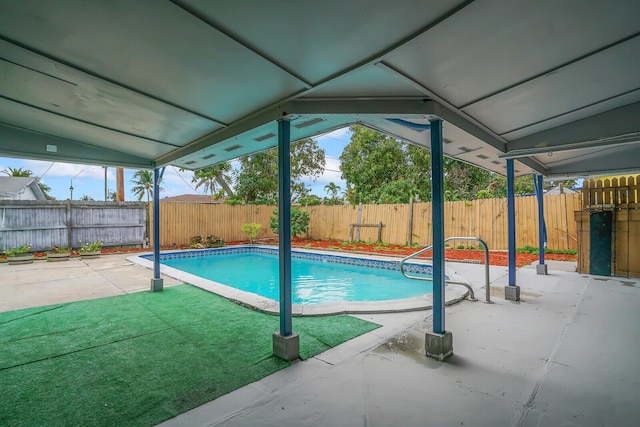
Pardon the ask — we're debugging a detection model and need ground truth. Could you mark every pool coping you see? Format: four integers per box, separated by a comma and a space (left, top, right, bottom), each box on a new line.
128, 245, 470, 316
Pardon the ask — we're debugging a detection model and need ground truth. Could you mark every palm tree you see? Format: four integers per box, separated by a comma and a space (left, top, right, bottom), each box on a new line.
130, 170, 159, 203
1, 166, 53, 199
189, 163, 234, 198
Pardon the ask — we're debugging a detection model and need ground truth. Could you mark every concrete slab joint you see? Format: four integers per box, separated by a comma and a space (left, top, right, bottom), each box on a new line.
273, 332, 300, 361
425, 330, 453, 361
536, 264, 548, 275
150, 278, 164, 292
505, 285, 520, 301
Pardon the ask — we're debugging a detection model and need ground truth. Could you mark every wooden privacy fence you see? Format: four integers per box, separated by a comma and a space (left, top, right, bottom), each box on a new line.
0, 200, 145, 252
575, 175, 640, 277
150, 193, 580, 251
149, 203, 277, 247
304, 193, 580, 251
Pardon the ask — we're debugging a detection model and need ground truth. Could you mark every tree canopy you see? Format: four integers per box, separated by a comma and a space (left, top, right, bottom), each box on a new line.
232, 138, 325, 204
339, 126, 575, 204
339, 125, 431, 204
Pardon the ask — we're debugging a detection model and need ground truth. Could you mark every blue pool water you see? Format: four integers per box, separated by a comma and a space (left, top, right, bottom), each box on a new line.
153, 248, 435, 304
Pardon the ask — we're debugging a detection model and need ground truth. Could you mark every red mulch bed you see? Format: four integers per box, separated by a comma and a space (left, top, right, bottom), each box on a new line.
285, 238, 576, 268
2, 239, 575, 268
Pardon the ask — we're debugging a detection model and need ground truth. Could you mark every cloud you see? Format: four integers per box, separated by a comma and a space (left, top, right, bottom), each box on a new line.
23, 160, 112, 180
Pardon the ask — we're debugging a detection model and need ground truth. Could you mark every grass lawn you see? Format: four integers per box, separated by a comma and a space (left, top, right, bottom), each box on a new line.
0, 285, 379, 426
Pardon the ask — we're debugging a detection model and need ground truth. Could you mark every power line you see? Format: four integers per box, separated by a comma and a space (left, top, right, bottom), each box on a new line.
37, 162, 55, 179
171, 166, 200, 193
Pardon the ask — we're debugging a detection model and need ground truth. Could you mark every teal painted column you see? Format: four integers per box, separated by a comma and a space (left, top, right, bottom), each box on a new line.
507, 159, 516, 286
277, 119, 293, 336
430, 118, 445, 334
150, 167, 164, 292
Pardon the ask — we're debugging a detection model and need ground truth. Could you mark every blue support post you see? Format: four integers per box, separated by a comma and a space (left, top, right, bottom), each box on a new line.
424, 118, 452, 361
272, 119, 299, 361
536, 175, 545, 265
535, 174, 548, 275
430, 119, 445, 334
150, 167, 163, 291
507, 159, 516, 285
277, 119, 293, 337
504, 159, 520, 300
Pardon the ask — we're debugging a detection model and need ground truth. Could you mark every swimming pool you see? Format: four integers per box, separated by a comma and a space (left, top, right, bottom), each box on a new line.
133, 246, 470, 315
150, 247, 434, 304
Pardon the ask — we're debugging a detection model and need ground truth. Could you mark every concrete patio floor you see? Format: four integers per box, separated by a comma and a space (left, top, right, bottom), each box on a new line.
2, 255, 639, 426
0, 254, 180, 312
158, 261, 640, 427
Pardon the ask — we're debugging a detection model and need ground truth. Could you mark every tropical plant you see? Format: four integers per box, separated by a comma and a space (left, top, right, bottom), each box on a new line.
130, 170, 160, 203
241, 223, 261, 244
79, 195, 94, 201
79, 240, 103, 253
5, 243, 31, 257
323, 182, 344, 205
187, 164, 234, 198
269, 208, 310, 237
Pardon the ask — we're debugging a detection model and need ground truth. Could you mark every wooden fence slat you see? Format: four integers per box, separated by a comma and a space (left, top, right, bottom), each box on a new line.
145, 194, 582, 251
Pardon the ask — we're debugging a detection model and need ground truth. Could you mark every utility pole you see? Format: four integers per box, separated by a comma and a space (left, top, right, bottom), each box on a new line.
116, 167, 124, 201
104, 166, 108, 201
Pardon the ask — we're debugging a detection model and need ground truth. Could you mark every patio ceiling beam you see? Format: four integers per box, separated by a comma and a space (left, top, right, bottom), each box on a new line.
546, 145, 640, 178
503, 101, 640, 155
374, 62, 507, 153
0, 122, 154, 169
155, 1, 476, 167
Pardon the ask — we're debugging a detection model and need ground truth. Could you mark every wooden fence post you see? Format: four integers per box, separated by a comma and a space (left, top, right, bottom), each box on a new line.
66, 200, 72, 249
356, 203, 363, 241
407, 197, 414, 246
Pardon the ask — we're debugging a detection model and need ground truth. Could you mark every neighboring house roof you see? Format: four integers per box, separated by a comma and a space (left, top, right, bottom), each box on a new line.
0, 177, 47, 200
161, 194, 220, 203
546, 185, 576, 195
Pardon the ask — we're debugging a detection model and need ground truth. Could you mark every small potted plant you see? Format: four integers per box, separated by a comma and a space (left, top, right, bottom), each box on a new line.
79, 240, 103, 258
47, 245, 71, 262
5, 243, 33, 265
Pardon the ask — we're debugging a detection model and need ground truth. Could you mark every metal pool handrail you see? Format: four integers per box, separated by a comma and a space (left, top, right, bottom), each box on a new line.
400, 236, 492, 303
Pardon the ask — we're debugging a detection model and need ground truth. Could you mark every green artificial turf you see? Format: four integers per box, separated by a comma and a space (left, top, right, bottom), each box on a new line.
0, 285, 379, 426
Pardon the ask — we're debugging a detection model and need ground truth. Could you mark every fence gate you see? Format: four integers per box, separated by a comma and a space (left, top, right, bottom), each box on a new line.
575, 175, 640, 278
589, 211, 613, 276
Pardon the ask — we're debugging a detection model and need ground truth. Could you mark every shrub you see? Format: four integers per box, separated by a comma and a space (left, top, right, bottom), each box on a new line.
269, 208, 310, 237
189, 235, 225, 249
48, 245, 70, 254
79, 240, 103, 253
5, 243, 31, 257
241, 223, 261, 244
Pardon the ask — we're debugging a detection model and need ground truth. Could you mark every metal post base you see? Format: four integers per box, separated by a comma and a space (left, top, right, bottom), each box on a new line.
536, 264, 548, 275
273, 332, 300, 361
150, 278, 164, 292
505, 285, 520, 301
425, 330, 453, 361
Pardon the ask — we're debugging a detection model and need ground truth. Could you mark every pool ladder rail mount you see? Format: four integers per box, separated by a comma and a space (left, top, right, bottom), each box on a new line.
399, 236, 493, 304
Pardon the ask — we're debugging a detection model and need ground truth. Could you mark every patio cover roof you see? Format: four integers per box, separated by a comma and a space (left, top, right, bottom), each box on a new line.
0, 0, 639, 179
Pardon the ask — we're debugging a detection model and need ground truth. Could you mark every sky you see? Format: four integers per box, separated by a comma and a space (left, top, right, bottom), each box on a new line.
0, 128, 352, 201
